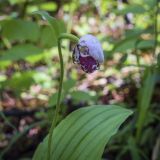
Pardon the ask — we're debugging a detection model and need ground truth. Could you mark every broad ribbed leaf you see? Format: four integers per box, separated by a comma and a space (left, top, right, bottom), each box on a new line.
33, 105, 132, 160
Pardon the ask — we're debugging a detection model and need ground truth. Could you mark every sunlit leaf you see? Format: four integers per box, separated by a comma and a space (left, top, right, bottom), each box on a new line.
70, 91, 93, 101
113, 38, 155, 53
112, 28, 154, 53
39, 26, 57, 48
113, 38, 137, 52
144, 0, 157, 8
114, 4, 146, 15
63, 79, 76, 92
33, 72, 53, 88
38, 2, 57, 11
3, 71, 34, 91
1, 19, 40, 42
8, 0, 25, 5
49, 93, 65, 107
0, 44, 43, 61
137, 40, 155, 49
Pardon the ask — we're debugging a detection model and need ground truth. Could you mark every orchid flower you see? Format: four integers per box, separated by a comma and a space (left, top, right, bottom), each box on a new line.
73, 34, 104, 73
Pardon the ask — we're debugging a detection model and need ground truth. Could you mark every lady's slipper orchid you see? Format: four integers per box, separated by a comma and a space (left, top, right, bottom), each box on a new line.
73, 34, 104, 73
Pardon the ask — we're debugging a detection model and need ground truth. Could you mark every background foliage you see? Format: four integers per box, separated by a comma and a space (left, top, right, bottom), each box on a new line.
0, 0, 160, 160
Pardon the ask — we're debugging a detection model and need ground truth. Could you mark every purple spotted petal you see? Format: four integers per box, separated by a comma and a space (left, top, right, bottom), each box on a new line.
79, 55, 99, 73
72, 34, 104, 73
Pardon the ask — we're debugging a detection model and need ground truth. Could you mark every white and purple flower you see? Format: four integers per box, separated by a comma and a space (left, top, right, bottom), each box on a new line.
73, 34, 104, 73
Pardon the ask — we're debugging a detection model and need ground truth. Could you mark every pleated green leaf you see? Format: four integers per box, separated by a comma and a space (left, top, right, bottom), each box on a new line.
33, 105, 132, 160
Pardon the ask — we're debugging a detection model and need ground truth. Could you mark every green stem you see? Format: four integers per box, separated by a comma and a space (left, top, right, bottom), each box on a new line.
153, 0, 159, 63
135, 68, 156, 142
154, 0, 159, 58
135, 1, 159, 142
47, 33, 79, 160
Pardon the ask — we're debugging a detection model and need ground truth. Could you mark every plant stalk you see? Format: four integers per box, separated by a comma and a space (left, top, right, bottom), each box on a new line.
47, 33, 79, 160
135, 0, 159, 142
154, 0, 159, 58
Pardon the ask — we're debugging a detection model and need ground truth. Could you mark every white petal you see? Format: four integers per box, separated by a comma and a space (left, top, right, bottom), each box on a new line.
79, 34, 104, 63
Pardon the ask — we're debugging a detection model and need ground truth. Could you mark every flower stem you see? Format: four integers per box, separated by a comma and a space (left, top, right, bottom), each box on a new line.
47, 33, 79, 160
154, 0, 159, 58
